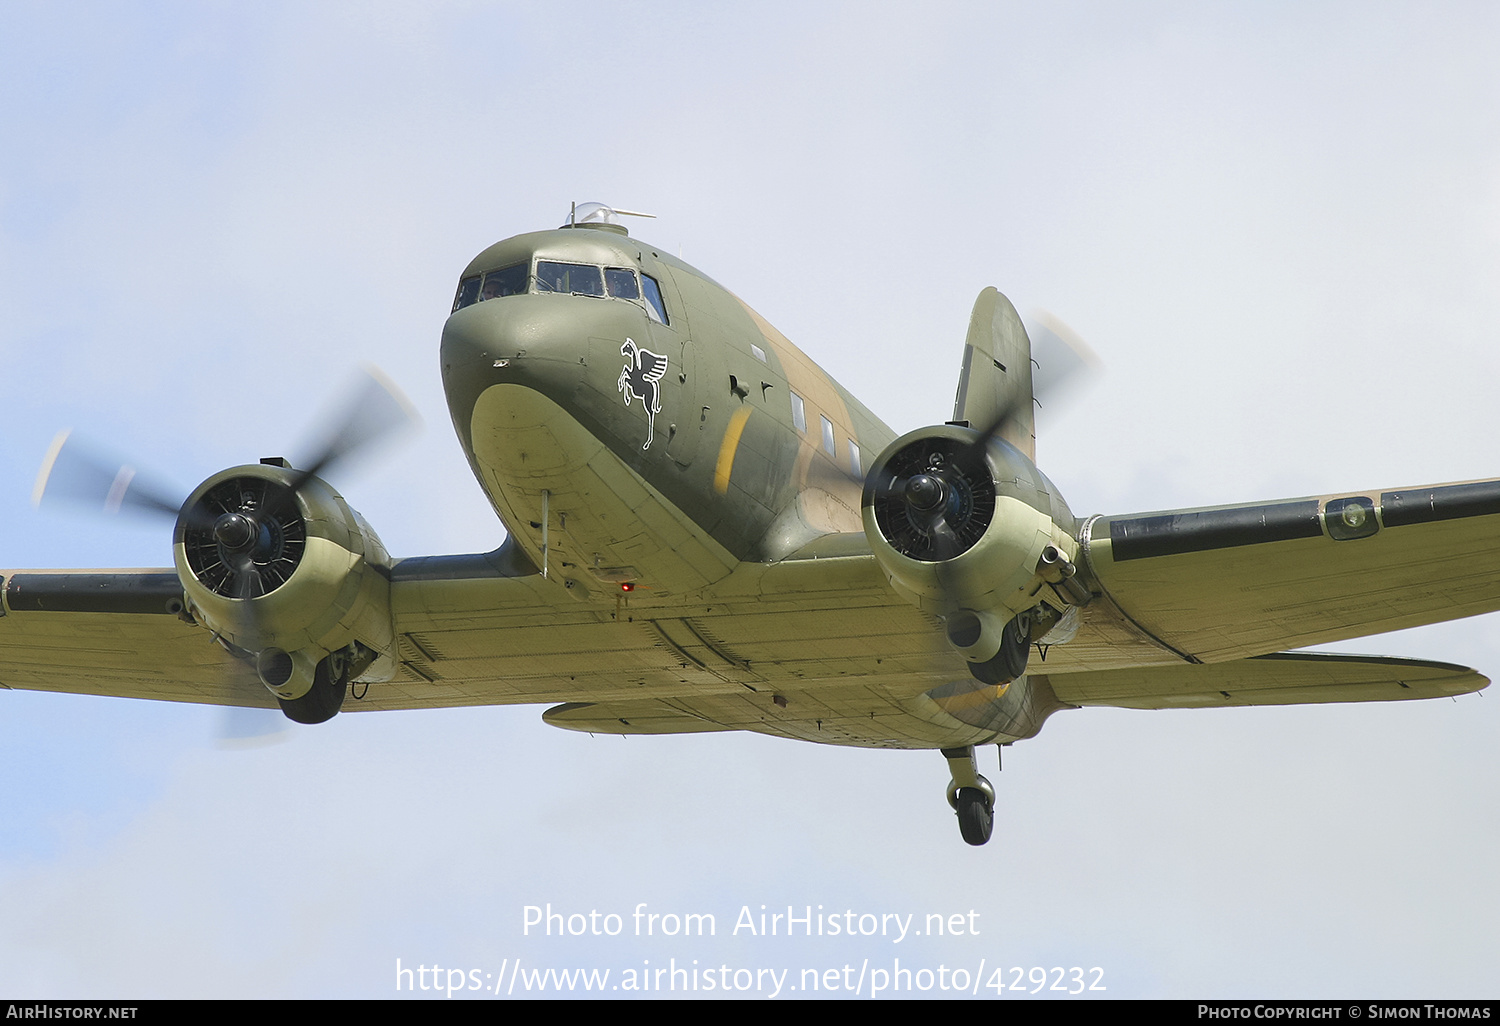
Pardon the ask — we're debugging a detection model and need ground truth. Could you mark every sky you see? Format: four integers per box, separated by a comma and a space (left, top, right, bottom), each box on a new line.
2, 0, 1499, 1000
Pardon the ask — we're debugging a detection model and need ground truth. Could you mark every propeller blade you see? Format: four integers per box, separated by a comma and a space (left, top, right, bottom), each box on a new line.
290, 366, 419, 490
1028, 311, 1101, 421
215, 705, 292, 748
928, 519, 963, 561
33, 431, 185, 520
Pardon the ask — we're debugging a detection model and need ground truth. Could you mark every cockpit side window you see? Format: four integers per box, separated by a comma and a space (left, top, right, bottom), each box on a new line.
536, 261, 604, 297
453, 275, 482, 313
481, 263, 528, 301
641, 273, 669, 325
605, 267, 640, 301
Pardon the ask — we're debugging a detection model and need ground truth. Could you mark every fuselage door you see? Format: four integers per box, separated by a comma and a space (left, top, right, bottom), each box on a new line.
666, 339, 702, 466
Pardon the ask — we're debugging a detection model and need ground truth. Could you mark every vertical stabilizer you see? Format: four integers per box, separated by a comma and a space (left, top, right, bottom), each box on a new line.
952, 287, 1035, 460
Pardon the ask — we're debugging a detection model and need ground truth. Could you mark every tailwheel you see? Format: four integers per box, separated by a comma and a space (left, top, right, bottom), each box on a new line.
955, 786, 994, 846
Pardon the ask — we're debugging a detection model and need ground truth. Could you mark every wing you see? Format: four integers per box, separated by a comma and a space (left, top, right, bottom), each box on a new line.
0, 551, 648, 712
4, 494, 1491, 737
1069, 478, 1500, 667
0, 570, 275, 708
0, 539, 936, 718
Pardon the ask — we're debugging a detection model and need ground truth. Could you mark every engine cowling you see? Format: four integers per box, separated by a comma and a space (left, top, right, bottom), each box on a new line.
861, 425, 1080, 665
172, 463, 395, 703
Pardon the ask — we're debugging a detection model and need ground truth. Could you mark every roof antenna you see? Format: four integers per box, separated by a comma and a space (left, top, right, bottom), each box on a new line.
570, 201, 576, 227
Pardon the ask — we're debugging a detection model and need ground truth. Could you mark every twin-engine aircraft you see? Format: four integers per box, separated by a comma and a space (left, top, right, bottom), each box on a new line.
5, 203, 1493, 845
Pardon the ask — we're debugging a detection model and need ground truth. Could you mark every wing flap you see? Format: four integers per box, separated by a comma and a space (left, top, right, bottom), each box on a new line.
1043, 651, 1487, 710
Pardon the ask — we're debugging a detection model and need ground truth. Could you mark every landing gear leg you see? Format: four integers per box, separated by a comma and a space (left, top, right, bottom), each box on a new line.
942, 745, 995, 846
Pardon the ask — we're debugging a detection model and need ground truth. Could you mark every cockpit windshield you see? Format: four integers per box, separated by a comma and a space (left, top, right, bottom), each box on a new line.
452, 262, 525, 312
481, 264, 527, 301
604, 267, 639, 300
453, 276, 480, 312
451, 257, 669, 325
536, 261, 604, 297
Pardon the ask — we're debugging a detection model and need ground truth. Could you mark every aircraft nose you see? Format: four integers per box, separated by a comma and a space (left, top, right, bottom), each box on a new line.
443, 294, 589, 385
440, 296, 592, 439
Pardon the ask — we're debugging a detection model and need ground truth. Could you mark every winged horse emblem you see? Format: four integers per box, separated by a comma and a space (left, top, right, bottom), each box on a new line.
617, 337, 670, 450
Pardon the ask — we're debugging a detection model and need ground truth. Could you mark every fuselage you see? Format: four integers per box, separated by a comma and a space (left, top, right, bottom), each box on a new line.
434, 220, 1081, 750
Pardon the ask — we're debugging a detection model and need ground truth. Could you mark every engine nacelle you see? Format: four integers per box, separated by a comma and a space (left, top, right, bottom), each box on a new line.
861, 425, 1080, 664
172, 463, 395, 703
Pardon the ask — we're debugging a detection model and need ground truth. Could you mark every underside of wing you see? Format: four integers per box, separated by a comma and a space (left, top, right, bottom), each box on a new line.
1041, 651, 1487, 710
0, 543, 954, 725
1078, 480, 1500, 665
376, 541, 952, 713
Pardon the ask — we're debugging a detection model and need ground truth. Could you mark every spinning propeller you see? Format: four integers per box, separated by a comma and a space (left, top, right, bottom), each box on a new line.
33, 367, 418, 733
36, 367, 414, 530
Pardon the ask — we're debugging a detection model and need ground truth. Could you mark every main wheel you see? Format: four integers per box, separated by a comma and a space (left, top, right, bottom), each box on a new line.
277, 648, 351, 725
955, 786, 994, 846
967, 613, 1031, 685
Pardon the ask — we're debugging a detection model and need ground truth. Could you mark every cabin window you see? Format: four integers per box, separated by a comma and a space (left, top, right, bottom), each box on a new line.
536, 261, 605, 297
848, 439, 861, 477
481, 263, 528, 301
605, 267, 641, 300
453, 275, 481, 312
790, 392, 806, 433
751, 343, 767, 363
641, 274, 669, 324
820, 415, 836, 455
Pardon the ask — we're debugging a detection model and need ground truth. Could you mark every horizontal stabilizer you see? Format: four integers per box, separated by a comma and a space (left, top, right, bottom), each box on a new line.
543, 700, 732, 735
1042, 651, 1486, 710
